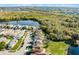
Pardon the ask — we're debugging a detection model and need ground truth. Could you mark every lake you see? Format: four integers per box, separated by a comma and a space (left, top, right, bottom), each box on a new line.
0, 20, 40, 27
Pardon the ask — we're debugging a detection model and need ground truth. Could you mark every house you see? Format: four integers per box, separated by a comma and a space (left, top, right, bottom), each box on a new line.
0, 37, 10, 44
33, 40, 43, 47
0, 29, 4, 35
8, 39, 18, 49
15, 30, 25, 39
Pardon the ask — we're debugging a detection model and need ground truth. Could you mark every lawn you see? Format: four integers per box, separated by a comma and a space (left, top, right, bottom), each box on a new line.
0, 35, 3, 38
46, 41, 69, 55
7, 36, 13, 41
11, 32, 26, 51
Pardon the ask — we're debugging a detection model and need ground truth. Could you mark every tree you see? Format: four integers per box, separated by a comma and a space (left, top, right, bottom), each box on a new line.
0, 42, 6, 51
22, 26, 26, 30
71, 34, 79, 45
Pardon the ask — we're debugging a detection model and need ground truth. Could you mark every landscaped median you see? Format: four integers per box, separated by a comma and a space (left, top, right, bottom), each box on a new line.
11, 31, 27, 52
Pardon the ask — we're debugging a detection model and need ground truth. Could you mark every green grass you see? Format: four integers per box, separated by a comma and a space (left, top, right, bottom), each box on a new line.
7, 36, 13, 41
11, 39, 23, 50
46, 41, 69, 55
11, 33, 26, 51
0, 36, 3, 38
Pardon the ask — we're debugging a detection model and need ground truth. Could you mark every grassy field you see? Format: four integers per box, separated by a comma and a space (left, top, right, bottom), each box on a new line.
46, 41, 69, 55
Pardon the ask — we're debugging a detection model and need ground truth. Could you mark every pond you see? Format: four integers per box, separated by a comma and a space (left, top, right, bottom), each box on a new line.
0, 20, 40, 27
68, 46, 79, 55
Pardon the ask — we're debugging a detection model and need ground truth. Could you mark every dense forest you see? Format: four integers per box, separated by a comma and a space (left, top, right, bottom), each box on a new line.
0, 7, 79, 54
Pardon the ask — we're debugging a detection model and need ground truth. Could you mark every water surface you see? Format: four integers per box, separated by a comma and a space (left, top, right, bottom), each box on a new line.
0, 20, 39, 27
68, 46, 79, 55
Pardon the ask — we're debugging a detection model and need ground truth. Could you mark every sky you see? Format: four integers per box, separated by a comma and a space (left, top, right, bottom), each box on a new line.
0, 0, 79, 4
0, 4, 79, 7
